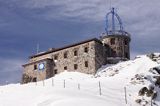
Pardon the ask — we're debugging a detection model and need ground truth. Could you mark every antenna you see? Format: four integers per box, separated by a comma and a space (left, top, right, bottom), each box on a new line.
105, 7, 124, 35
37, 43, 39, 54
111, 7, 115, 32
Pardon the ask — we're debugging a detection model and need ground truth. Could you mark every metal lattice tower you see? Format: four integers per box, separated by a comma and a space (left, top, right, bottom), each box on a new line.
105, 7, 124, 35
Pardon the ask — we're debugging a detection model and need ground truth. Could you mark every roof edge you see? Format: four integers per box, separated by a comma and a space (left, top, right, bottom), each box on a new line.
29, 38, 102, 59
22, 58, 52, 67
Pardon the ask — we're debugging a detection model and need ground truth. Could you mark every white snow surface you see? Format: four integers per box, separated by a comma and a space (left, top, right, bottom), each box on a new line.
0, 54, 160, 106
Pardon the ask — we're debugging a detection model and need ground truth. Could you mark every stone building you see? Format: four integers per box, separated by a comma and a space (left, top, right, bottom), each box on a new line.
22, 39, 107, 83
22, 8, 131, 83
101, 32, 131, 63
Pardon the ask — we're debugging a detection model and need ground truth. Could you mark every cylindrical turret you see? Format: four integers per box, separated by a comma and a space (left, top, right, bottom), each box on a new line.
101, 7, 131, 63
101, 31, 131, 60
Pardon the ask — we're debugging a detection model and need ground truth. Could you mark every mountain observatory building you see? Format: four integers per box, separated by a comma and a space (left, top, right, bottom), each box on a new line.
22, 8, 131, 83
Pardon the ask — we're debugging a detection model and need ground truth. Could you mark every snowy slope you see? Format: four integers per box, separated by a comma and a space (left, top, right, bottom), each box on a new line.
0, 53, 160, 106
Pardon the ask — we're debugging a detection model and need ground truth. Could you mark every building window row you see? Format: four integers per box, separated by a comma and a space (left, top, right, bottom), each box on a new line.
53, 47, 89, 60
110, 38, 128, 46
63, 61, 88, 71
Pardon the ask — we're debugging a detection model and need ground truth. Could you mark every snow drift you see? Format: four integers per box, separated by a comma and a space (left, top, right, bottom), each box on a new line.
0, 53, 160, 106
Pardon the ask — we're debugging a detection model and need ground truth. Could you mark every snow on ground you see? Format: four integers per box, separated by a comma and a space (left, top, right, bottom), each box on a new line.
0, 53, 160, 106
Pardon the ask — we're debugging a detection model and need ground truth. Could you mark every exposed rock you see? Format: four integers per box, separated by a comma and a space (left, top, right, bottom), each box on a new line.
135, 74, 145, 80
153, 67, 160, 74
141, 101, 148, 106
130, 74, 146, 85
146, 89, 153, 97
148, 53, 160, 64
148, 84, 154, 91
151, 92, 157, 100
152, 59, 157, 62
155, 76, 160, 86
138, 87, 148, 96
135, 99, 141, 104
147, 53, 155, 59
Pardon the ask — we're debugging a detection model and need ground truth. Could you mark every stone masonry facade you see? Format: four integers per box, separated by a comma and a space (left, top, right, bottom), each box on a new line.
22, 34, 131, 84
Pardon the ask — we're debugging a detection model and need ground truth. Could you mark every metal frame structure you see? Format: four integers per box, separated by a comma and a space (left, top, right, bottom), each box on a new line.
105, 7, 124, 35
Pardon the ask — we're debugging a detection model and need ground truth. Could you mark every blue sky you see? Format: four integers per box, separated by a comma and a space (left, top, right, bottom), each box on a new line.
0, 0, 160, 85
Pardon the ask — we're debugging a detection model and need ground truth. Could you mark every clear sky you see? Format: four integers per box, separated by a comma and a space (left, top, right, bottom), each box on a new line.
0, 0, 160, 85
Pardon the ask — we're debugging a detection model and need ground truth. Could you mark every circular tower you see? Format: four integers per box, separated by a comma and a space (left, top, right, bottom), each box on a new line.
101, 8, 131, 63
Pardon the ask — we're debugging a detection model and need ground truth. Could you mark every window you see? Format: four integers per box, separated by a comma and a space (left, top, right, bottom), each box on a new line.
64, 66, 67, 70
34, 64, 37, 70
74, 50, 78, 56
54, 55, 58, 60
110, 38, 115, 45
64, 52, 68, 58
85, 61, 88, 67
74, 64, 78, 70
124, 40, 128, 45
84, 47, 88, 53
32, 78, 37, 82
125, 52, 129, 58
113, 51, 116, 57
54, 69, 58, 74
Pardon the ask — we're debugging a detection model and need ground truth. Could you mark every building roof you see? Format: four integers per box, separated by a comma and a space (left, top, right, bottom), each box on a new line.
29, 38, 102, 59
22, 58, 52, 67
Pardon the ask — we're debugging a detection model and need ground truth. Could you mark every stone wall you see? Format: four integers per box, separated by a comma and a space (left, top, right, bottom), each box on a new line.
95, 42, 106, 71
22, 40, 104, 83
51, 41, 96, 74
22, 35, 131, 83
22, 59, 53, 83
101, 34, 130, 59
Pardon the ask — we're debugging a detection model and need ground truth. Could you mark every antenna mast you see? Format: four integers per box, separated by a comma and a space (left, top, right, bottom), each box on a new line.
105, 7, 124, 35
37, 43, 39, 54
